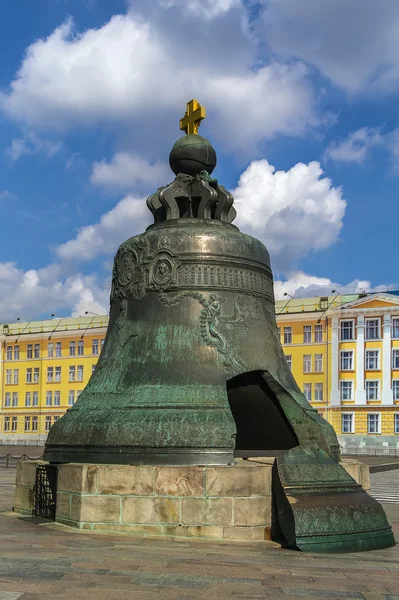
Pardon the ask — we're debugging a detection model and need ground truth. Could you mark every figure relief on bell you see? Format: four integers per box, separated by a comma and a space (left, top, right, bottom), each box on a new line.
117, 250, 137, 287
153, 259, 173, 286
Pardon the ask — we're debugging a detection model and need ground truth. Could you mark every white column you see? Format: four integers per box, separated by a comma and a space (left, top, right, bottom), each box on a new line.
382, 313, 393, 405
330, 317, 340, 406
355, 315, 366, 405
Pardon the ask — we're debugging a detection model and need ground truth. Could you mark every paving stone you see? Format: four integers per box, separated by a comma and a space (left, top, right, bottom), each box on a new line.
281, 588, 365, 598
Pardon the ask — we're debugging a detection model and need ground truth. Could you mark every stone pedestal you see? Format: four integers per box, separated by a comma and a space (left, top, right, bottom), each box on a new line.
14, 458, 370, 542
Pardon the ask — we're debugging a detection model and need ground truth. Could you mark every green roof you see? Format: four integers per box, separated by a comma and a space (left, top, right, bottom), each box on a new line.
275, 294, 361, 315
1, 315, 109, 336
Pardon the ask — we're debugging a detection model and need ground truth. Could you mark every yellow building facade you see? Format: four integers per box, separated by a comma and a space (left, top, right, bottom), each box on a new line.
1, 292, 399, 451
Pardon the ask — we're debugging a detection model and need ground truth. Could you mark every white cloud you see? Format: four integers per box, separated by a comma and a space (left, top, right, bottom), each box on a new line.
0, 190, 15, 201
260, 0, 399, 94
323, 127, 383, 164
389, 128, 399, 174
159, 0, 239, 20
56, 194, 149, 262
0, 261, 108, 322
91, 153, 170, 193
6, 131, 61, 162
233, 159, 346, 272
0, 11, 317, 152
274, 271, 398, 301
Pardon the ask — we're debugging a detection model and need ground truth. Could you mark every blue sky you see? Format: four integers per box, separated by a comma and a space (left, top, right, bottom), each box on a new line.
0, 0, 398, 321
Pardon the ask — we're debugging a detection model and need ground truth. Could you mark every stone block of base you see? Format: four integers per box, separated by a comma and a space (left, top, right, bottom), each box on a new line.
13, 457, 370, 542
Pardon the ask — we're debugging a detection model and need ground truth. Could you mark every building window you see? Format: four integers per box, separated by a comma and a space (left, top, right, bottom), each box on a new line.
14, 345, 20, 360
69, 366, 76, 382
68, 390, 75, 406
395, 414, 399, 434
53, 416, 59, 423
32, 416, 38, 432
314, 324, 323, 343
393, 380, 399, 400
284, 327, 292, 344
13, 369, 19, 384
12, 417, 18, 432
340, 381, 353, 401
368, 413, 380, 434
303, 354, 312, 373
6, 369, 11, 384
92, 364, 97, 374
33, 392, 38, 406
5, 393, 10, 407
340, 351, 353, 371
285, 355, 292, 371
319, 297, 328, 310
365, 319, 380, 340
34, 368, 40, 383
303, 383, 312, 402
342, 413, 354, 433
47, 367, 54, 383
46, 391, 52, 406
45, 416, 52, 432
92, 339, 99, 355
24, 416, 31, 432
303, 326, 312, 344
25, 392, 31, 407
340, 320, 354, 341
54, 391, 61, 406
34, 343, 40, 358
393, 349, 399, 370
12, 392, 18, 407
77, 365, 84, 381
78, 340, 84, 356
392, 318, 399, 339
366, 380, 379, 401
27, 344, 33, 359
6, 346, 12, 360
315, 383, 323, 401
26, 368, 32, 383
70, 341, 76, 356
314, 354, 323, 372
56, 342, 62, 357
77, 390, 83, 398
55, 366, 61, 383
4, 417, 10, 432
365, 350, 379, 370
48, 342, 54, 357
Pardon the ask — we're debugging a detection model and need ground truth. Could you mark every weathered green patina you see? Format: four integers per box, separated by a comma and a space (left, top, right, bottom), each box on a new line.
44, 127, 395, 553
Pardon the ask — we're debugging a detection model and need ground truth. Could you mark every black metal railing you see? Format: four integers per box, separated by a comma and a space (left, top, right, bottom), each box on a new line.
341, 447, 399, 458
0, 453, 43, 468
33, 464, 58, 520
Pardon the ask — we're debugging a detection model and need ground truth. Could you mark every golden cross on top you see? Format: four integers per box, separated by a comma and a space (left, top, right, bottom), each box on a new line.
179, 99, 206, 135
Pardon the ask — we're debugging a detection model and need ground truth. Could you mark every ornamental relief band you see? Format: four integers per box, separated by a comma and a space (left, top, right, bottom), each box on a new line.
111, 241, 274, 302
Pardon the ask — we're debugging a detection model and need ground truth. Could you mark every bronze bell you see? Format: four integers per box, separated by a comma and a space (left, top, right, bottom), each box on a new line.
44, 107, 395, 554
44, 131, 338, 466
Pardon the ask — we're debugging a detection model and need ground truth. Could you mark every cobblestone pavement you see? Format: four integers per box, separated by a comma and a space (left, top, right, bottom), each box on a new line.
2, 469, 399, 600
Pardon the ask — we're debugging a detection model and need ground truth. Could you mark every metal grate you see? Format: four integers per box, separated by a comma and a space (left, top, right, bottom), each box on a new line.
34, 465, 58, 520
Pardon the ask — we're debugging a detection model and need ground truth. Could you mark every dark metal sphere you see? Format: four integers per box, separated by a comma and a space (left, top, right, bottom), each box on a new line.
169, 134, 217, 176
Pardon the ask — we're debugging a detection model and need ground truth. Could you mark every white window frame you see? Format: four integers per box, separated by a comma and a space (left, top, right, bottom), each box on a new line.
92, 338, 99, 355
77, 365, 84, 382
393, 349, 399, 370
6, 346, 12, 360
365, 349, 379, 371
393, 380, 399, 401
365, 318, 380, 341
33, 392, 38, 406
69, 366, 76, 382
47, 367, 54, 383
5, 393, 10, 407
13, 369, 19, 384
340, 350, 354, 371
56, 342, 62, 357
48, 342, 54, 358
54, 391, 61, 406
34, 343, 40, 358
33, 368, 40, 383
285, 355, 292, 371
45, 416, 52, 432
27, 344, 33, 359
25, 392, 31, 407
14, 345, 19, 360
46, 391, 52, 406
392, 317, 399, 339
394, 414, 399, 434
303, 325, 312, 344
314, 354, 323, 372
303, 354, 312, 373
340, 380, 353, 401
6, 369, 11, 384
12, 392, 18, 407
70, 341, 76, 356
314, 382, 323, 401
366, 379, 379, 401
26, 368, 32, 383
314, 324, 323, 343
340, 319, 355, 341
342, 412, 354, 434
284, 326, 292, 344
78, 340, 84, 356
32, 416, 38, 432
55, 366, 61, 383
4, 417, 10, 432
303, 383, 312, 402
24, 416, 31, 432
367, 412, 381, 434
68, 390, 75, 406
12, 416, 18, 432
